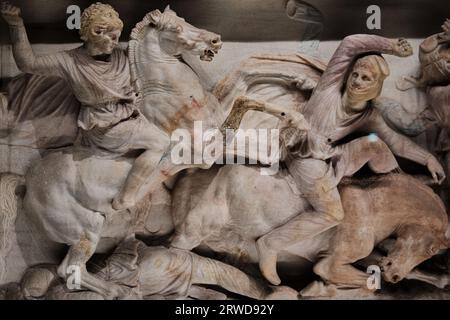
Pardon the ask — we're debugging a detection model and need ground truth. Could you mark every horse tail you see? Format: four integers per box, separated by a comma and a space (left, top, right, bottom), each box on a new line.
0, 173, 25, 282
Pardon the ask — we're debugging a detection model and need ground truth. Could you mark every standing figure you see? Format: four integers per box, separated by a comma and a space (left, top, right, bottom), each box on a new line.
257, 34, 446, 285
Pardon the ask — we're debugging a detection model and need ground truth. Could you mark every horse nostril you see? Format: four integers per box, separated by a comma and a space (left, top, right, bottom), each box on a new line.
392, 274, 400, 283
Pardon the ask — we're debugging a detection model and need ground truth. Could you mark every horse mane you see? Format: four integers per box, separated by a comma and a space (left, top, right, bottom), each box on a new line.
128, 13, 154, 105
128, 10, 182, 107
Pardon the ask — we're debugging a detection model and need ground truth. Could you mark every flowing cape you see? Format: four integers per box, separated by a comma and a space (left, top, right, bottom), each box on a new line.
0, 73, 80, 149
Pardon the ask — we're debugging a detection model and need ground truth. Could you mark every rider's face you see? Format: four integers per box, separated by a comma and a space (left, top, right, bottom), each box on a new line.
346, 66, 377, 94
86, 24, 122, 56
345, 63, 383, 108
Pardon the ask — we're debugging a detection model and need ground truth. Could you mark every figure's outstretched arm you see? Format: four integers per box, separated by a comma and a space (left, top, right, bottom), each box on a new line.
421, 19, 450, 54
1, 3, 64, 76
318, 34, 412, 90
366, 109, 446, 184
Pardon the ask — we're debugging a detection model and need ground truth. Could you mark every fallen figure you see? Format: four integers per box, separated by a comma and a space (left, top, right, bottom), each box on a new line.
168, 165, 450, 298
8, 237, 298, 300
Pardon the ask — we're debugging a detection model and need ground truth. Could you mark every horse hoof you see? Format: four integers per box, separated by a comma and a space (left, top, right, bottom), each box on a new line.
256, 238, 281, 285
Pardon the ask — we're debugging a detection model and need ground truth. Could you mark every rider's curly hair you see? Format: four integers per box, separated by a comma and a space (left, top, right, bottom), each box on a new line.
79, 2, 123, 41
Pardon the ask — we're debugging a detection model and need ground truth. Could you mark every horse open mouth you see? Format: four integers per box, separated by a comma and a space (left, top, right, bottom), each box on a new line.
200, 49, 216, 61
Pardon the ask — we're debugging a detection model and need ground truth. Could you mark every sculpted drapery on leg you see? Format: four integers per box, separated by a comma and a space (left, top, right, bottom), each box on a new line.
16, 237, 298, 300
256, 34, 446, 285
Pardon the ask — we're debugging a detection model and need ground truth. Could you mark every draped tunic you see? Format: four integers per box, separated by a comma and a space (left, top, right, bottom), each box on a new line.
21, 46, 137, 131
286, 34, 431, 166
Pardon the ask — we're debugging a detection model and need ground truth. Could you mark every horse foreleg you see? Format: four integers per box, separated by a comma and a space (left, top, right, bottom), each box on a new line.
57, 232, 129, 299
404, 269, 450, 289
313, 256, 374, 290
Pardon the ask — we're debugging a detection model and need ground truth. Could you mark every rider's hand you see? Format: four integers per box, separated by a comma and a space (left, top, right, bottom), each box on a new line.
426, 156, 446, 184
442, 18, 450, 34
0, 2, 22, 25
437, 19, 450, 43
392, 38, 413, 57
295, 75, 316, 91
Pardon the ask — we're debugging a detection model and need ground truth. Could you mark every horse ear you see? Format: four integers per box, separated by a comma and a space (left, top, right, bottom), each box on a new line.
148, 9, 162, 26
164, 5, 177, 15
164, 5, 176, 15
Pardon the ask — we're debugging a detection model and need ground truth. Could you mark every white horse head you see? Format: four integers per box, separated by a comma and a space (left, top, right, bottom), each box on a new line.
131, 7, 222, 61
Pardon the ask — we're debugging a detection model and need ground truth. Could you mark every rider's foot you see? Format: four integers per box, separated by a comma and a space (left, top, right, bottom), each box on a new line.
256, 237, 281, 285
112, 194, 136, 211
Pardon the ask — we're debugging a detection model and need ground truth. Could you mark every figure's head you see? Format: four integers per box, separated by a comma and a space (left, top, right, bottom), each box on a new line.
344, 54, 390, 108
80, 2, 124, 56
380, 224, 449, 283
145, 6, 222, 61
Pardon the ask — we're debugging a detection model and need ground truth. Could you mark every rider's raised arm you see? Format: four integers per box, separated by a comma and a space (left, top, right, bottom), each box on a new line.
317, 35, 404, 91
2, 6, 65, 77
419, 19, 450, 61
365, 109, 433, 166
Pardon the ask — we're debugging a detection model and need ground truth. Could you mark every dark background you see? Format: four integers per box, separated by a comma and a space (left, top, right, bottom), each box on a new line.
0, 0, 449, 43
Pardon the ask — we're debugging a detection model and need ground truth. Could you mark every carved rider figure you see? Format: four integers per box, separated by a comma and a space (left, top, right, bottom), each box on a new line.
0, 2, 169, 209
397, 18, 450, 89
256, 34, 446, 285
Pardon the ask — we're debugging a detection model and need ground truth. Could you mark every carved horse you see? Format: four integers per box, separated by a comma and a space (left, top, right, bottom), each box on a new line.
166, 165, 449, 294
0, 8, 309, 298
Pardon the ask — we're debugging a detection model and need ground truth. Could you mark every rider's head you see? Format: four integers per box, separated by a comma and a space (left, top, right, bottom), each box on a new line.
344, 54, 390, 110
80, 2, 123, 56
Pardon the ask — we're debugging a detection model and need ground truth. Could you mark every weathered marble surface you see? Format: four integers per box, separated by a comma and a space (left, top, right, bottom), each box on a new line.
0, 3, 449, 300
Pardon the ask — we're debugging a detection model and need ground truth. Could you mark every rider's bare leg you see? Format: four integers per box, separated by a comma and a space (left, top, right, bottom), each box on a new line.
257, 158, 344, 285
256, 138, 398, 285
112, 149, 164, 210
113, 150, 199, 210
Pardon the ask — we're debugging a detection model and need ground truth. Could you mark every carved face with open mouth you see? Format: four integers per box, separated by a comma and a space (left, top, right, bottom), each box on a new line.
147, 6, 222, 62
200, 46, 221, 62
